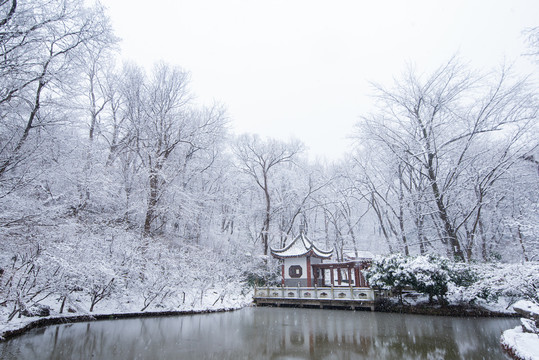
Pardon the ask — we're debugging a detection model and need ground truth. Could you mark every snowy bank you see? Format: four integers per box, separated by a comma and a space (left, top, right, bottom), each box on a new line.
0, 287, 253, 341
366, 254, 539, 315
0, 306, 248, 342
374, 295, 519, 317
501, 326, 539, 360
0, 222, 263, 342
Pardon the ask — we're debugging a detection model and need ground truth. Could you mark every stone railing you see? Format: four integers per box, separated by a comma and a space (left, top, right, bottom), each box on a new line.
254, 286, 375, 302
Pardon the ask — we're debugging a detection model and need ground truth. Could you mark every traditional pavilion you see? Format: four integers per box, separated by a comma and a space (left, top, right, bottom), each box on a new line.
270, 232, 333, 287
270, 232, 372, 288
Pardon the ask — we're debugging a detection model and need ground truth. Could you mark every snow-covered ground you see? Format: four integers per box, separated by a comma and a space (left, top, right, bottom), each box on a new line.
0, 220, 266, 341
0, 285, 253, 340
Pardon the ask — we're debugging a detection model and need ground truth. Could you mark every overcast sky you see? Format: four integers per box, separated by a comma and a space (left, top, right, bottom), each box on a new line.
105, 0, 538, 161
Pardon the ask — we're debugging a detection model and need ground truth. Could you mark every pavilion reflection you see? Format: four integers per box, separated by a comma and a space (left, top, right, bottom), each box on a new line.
255, 309, 376, 359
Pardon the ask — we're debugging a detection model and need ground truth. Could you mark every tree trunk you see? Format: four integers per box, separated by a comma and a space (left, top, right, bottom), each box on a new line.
144, 169, 159, 236
371, 195, 394, 253
0, 78, 46, 178
262, 189, 270, 255
397, 165, 409, 255
517, 225, 529, 262
261, 170, 271, 255
426, 153, 464, 261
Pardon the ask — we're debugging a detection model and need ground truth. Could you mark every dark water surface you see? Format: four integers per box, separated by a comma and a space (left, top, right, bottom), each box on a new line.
0, 307, 517, 359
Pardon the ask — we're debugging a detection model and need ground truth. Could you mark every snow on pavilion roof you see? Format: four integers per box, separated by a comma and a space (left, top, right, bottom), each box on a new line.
344, 251, 374, 261
270, 232, 333, 259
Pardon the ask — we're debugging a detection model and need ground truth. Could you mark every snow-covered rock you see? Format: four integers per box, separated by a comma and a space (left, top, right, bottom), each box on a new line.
501, 326, 539, 360
521, 318, 539, 335
513, 300, 539, 321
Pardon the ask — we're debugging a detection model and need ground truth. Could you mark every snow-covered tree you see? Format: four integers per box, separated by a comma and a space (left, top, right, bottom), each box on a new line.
355, 57, 538, 261
233, 134, 304, 255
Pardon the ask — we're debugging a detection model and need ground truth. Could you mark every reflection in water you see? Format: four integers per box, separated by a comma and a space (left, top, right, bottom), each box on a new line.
0, 307, 516, 359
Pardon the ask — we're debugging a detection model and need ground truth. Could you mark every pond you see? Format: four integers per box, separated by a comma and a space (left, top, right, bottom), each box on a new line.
0, 307, 517, 359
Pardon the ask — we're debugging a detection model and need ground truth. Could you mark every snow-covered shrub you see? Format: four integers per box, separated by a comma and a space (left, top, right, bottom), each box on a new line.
407, 255, 451, 304
242, 255, 280, 287
370, 252, 539, 309
139, 264, 175, 311
448, 262, 477, 288
88, 278, 115, 312
368, 254, 474, 305
461, 263, 539, 304
0, 245, 57, 320
366, 253, 412, 303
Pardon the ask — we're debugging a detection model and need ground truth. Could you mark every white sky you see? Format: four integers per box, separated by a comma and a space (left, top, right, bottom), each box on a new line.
105, 0, 538, 161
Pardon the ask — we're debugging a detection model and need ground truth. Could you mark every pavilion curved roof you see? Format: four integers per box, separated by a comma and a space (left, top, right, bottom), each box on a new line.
270, 232, 333, 259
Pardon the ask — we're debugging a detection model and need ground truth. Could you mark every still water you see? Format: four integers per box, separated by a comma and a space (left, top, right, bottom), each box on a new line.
0, 307, 517, 360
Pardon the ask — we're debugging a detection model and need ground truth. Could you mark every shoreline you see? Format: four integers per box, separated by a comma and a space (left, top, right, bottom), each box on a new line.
0, 301, 518, 343
373, 302, 518, 318
0, 306, 243, 342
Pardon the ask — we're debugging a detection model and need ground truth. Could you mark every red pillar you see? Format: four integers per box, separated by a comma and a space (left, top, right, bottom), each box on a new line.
306, 256, 312, 287
354, 268, 360, 287
361, 270, 367, 287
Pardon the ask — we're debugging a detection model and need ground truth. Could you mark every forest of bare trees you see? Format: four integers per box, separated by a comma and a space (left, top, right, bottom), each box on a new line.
0, 0, 537, 317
